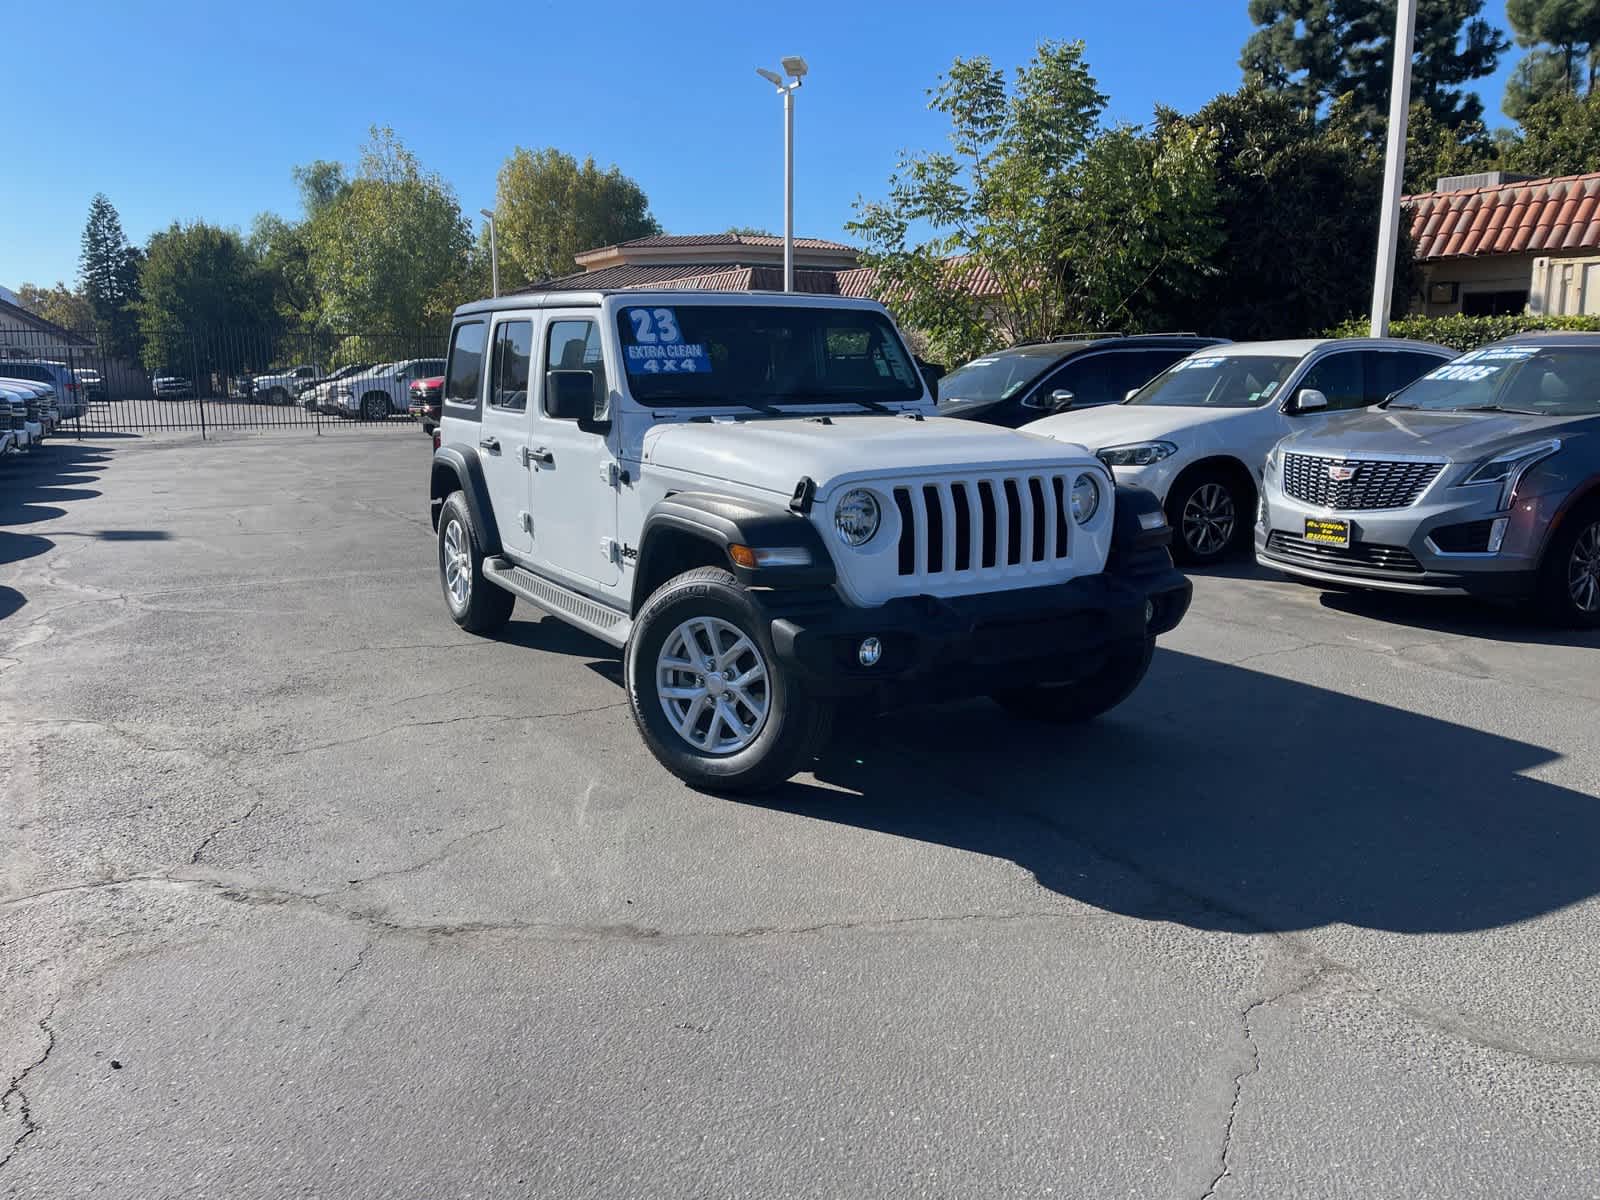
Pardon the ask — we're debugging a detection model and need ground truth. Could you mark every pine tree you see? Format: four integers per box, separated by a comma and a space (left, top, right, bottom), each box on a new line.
78, 194, 143, 358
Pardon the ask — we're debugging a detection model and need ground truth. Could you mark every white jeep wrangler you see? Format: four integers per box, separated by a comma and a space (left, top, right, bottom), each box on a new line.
430, 290, 1191, 792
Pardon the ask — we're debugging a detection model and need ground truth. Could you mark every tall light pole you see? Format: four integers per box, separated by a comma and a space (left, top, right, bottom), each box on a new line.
757, 56, 808, 292
480, 207, 499, 298
1370, 0, 1417, 336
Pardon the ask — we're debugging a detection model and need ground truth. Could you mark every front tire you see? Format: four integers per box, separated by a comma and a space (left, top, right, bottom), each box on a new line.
1538, 501, 1600, 628
990, 636, 1154, 724
1167, 468, 1246, 564
437, 491, 514, 634
362, 393, 390, 421
626, 567, 831, 794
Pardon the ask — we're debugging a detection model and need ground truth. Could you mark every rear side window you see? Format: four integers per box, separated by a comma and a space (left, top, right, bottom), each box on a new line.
489, 321, 532, 411
445, 321, 487, 412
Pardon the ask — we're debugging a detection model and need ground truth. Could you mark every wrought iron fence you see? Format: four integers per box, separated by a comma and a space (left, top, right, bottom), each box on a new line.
0, 326, 448, 435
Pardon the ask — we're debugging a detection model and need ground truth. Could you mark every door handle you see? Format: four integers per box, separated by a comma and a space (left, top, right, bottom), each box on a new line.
478, 437, 500, 453
529, 446, 554, 466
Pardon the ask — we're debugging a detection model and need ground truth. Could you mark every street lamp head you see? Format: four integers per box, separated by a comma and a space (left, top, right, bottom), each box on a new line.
781, 55, 808, 79
755, 67, 784, 87
479, 207, 494, 220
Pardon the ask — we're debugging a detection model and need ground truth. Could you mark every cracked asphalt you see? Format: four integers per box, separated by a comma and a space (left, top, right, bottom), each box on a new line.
2, 431, 1598, 1198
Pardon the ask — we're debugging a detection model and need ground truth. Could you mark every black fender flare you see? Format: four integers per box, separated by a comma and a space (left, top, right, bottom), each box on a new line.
430, 443, 501, 555
1106, 483, 1177, 576
634, 492, 836, 612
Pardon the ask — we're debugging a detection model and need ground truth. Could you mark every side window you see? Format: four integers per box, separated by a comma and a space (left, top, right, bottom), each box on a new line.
1114, 350, 1188, 402
489, 321, 532, 411
444, 321, 487, 411
1297, 352, 1365, 411
543, 318, 607, 418
1378, 351, 1450, 399
1040, 354, 1112, 407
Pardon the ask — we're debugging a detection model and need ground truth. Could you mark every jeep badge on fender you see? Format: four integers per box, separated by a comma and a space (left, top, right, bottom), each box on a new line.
428, 289, 1192, 793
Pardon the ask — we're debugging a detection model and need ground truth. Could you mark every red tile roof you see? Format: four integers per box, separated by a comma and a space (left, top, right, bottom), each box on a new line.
608, 233, 856, 252
1407, 172, 1600, 261
833, 258, 1005, 302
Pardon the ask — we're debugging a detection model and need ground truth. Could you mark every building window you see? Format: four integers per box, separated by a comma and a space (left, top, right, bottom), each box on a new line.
1460, 290, 1528, 316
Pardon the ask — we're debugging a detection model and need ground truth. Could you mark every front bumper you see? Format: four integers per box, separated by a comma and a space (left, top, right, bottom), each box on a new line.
1256, 473, 1541, 598
765, 567, 1192, 702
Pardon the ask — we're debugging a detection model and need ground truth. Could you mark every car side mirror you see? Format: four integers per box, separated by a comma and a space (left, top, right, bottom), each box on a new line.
1295, 388, 1328, 412
1049, 389, 1075, 412
546, 369, 598, 421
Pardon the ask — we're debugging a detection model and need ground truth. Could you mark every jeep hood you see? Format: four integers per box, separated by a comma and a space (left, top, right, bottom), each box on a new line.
641, 414, 1093, 499
1282, 407, 1587, 461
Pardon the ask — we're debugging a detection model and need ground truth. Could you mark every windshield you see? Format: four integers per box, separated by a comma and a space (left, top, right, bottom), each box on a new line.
1386, 345, 1600, 416
616, 304, 923, 407
1127, 354, 1301, 408
936, 346, 1077, 404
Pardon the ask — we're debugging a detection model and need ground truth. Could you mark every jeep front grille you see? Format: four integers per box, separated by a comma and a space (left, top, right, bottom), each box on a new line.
1282, 453, 1443, 511
892, 475, 1071, 578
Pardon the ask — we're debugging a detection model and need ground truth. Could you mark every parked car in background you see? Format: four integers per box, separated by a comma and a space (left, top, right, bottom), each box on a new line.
73, 367, 106, 402
0, 380, 51, 446
251, 364, 320, 405
152, 373, 194, 399
0, 360, 83, 418
330, 358, 445, 420
1257, 333, 1600, 626
409, 374, 442, 433
935, 334, 1227, 427
1022, 338, 1456, 563
305, 363, 385, 414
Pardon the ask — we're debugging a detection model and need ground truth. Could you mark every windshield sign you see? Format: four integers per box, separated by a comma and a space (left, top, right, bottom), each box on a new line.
616, 305, 922, 407
1388, 345, 1600, 416
1127, 354, 1301, 409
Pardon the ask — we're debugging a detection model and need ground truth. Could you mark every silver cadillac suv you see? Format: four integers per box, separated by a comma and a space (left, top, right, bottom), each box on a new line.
1256, 332, 1600, 626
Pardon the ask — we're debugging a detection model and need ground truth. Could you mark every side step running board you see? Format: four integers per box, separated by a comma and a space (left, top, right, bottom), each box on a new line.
482, 557, 633, 648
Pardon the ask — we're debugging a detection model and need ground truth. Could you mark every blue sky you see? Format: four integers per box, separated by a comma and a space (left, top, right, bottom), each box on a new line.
4, 0, 1519, 289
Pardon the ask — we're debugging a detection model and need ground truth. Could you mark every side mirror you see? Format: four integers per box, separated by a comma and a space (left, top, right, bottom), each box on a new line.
1049, 389, 1075, 412
1295, 388, 1328, 412
546, 369, 597, 421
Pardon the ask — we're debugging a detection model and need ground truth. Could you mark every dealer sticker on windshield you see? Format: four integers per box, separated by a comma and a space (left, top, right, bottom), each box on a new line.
623, 307, 712, 375
1171, 357, 1226, 371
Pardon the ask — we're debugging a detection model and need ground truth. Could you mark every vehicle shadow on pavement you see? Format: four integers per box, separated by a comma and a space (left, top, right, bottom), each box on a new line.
750, 647, 1599, 935
1315, 589, 1597, 648
0, 443, 119, 624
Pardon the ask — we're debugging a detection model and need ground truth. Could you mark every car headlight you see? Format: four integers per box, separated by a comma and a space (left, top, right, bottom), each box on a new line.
1096, 441, 1177, 468
834, 488, 882, 546
1455, 439, 1561, 510
1070, 473, 1101, 525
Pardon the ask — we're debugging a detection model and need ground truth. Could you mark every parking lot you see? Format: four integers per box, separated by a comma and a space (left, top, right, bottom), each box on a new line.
2, 431, 1597, 1197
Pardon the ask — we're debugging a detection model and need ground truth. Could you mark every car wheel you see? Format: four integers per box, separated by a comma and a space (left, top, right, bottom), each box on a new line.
1538, 501, 1600, 628
362, 394, 390, 421
1167, 469, 1246, 564
990, 636, 1154, 724
626, 567, 832, 794
438, 492, 514, 634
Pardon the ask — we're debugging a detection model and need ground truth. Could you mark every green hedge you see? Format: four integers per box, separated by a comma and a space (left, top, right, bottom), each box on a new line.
1324, 313, 1600, 351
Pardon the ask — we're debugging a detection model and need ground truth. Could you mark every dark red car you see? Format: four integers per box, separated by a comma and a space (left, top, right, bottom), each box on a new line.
409, 375, 443, 433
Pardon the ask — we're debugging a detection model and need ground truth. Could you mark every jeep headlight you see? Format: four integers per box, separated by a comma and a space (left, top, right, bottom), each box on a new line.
834, 488, 882, 547
1070, 473, 1101, 525
1096, 441, 1177, 468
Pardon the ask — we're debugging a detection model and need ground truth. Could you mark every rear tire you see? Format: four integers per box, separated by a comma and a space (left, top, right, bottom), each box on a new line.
362, 393, 391, 421
438, 491, 514, 634
1167, 467, 1247, 564
990, 636, 1155, 724
626, 567, 832, 794
1537, 501, 1600, 628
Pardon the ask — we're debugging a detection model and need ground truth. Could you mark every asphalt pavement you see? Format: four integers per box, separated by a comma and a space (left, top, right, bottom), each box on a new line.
2, 431, 1597, 1198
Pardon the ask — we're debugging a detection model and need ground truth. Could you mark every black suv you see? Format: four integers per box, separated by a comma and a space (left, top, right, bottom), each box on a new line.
936, 334, 1227, 427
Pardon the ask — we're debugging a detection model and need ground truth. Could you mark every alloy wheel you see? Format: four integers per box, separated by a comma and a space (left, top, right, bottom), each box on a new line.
1568, 521, 1600, 614
655, 616, 771, 755
1182, 483, 1236, 557
442, 519, 470, 609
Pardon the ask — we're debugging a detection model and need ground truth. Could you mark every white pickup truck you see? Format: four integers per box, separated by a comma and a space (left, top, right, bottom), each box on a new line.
429, 290, 1192, 792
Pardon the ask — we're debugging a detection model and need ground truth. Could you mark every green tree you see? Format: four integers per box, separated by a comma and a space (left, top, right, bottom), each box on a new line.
725, 225, 777, 237
303, 126, 473, 331
1145, 88, 1416, 340
134, 221, 272, 372
1398, 101, 1497, 191
1243, 0, 1508, 127
1498, 89, 1600, 173
249, 212, 319, 328
493, 147, 660, 287
847, 41, 1221, 363
78, 193, 143, 356
16, 282, 95, 331
1502, 0, 1600, 117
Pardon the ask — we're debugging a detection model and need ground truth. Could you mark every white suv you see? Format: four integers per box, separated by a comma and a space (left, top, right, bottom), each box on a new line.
430, 290, 1193, 792
1020, 338, 1456, 562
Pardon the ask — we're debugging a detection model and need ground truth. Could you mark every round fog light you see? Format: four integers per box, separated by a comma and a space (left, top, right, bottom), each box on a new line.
858, 637, 883, 667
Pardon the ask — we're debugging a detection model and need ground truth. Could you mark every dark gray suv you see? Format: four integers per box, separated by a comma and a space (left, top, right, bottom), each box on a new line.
1256, 332, 1600, 626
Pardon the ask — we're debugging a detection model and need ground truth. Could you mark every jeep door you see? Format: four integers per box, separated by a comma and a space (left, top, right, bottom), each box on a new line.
528, 313, 620, 590
479, 314, 537, 559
